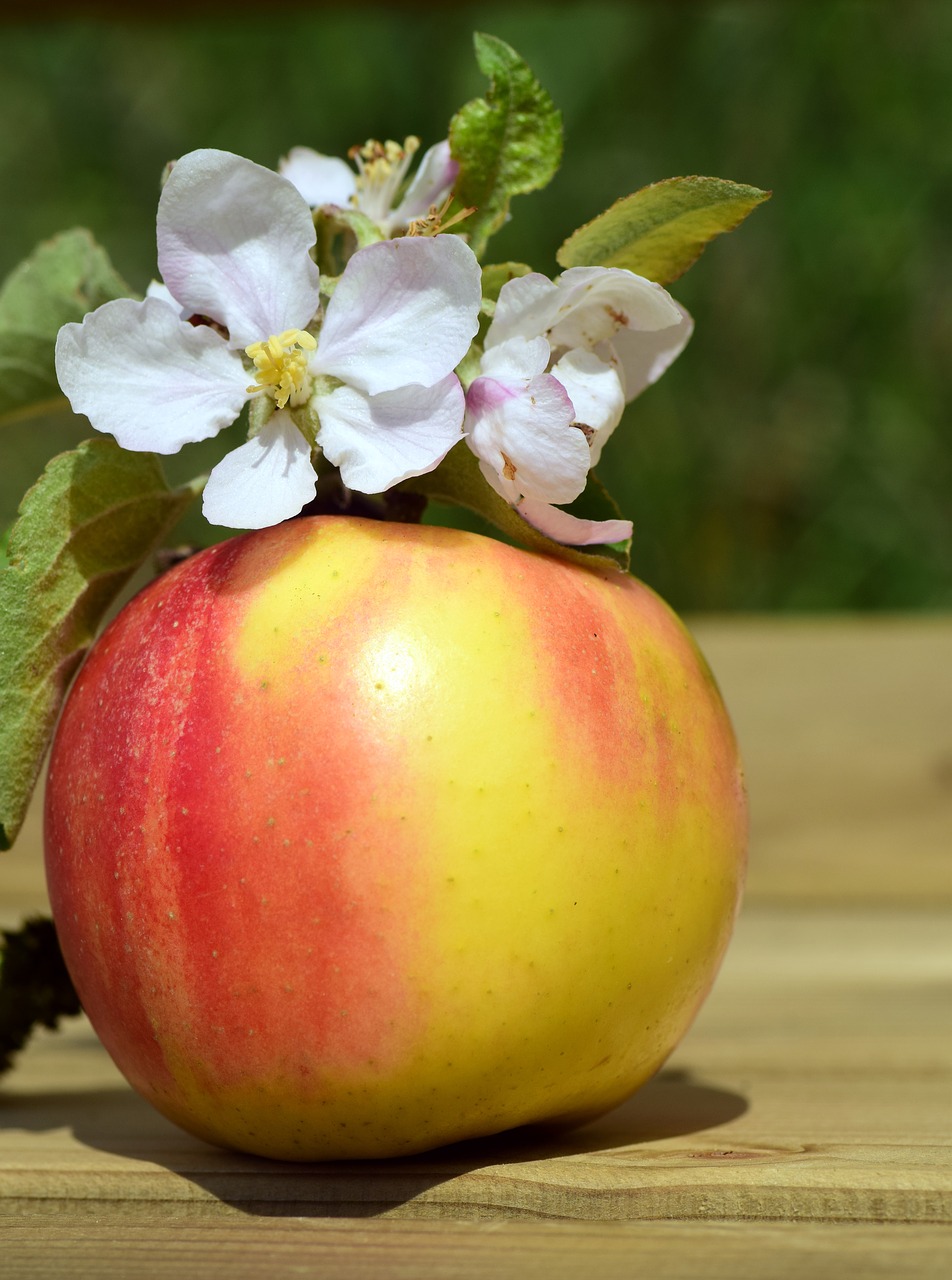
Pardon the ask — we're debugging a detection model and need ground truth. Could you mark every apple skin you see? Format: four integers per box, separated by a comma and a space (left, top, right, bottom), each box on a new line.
44, 515, 746, 1161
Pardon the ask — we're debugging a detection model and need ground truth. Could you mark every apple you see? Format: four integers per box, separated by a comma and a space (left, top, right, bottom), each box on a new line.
44, 515, 747, 1160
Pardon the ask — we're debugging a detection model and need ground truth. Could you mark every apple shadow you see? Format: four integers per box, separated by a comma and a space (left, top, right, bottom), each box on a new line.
2, 1066, 748, 1218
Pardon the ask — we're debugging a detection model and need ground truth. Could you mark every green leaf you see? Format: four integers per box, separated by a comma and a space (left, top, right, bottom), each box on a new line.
450, 33, 563, 260
557, 176, 771, 284
401, 443, 629, 573
0, 438, 199, 849
0, 229, 132, 428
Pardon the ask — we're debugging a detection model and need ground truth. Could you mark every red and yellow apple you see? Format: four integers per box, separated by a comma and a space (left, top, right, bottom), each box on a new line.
44, 515, 746, 1160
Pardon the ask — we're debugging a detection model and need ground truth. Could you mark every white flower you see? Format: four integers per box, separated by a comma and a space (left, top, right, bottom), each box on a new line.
55, 149, 481, 529
465, 336, 586, 504
280, 137, 458, 236
464, 266, 693, 545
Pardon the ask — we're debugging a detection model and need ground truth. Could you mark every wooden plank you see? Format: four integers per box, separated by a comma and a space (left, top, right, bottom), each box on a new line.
1, 620, 949, 1272
2, 1220, 951, 1280
691, 616, 952, 905
2, 905, 948, 1224
3, 1074, 947, 1222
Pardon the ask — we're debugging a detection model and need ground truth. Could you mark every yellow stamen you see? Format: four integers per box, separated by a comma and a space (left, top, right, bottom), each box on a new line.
348, 136, 420, 221
407, 196, 476, 238
245, 329, 317, 409
350, 136, 420, 176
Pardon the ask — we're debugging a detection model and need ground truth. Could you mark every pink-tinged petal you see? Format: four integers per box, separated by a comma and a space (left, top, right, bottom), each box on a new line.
608, 301, 694, 401
392, 140, 458, 225
201, 410, 316, 529
517, 498, 633, 547
479, 335, 550, 382
464, 372, 587, 506
547, 267, 683, 352
551, 348, 626, 465
486, 272, 561, 349
279, 147, 357, 209
315, 375, 465, 493
157, 149, 320, 349
54, 296, 249, 454
314, 235, 481, 395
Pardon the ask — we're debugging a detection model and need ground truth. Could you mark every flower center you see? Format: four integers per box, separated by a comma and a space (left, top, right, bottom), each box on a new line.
350, 136, 419, 223
245, 329, 317, 409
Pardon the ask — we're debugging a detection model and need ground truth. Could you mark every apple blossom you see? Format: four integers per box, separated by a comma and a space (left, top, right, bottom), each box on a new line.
464, 335, 586, 503
55, 149, 481, 530
464, 267, 693, 545
280, 137, 458, 237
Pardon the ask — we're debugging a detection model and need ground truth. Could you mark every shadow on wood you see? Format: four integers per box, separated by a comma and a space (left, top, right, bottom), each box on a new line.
0, 1066, 748, 1217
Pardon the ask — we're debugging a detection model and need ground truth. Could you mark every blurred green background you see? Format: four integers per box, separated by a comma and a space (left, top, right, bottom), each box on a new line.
1, 0, 948, 612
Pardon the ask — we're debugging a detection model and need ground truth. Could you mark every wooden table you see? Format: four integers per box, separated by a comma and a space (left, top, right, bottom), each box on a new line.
2, 617, 950, 1277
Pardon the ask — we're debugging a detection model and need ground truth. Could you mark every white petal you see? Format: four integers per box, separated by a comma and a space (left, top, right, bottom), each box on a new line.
608, 301, 694, 401
314, 235, 481, 395
315, 375, 465, 493
54, 296, 249, 454
551, 348, 626, 465
517, 498, 633, 547
475, 453, 519, 505
486, 272, 561, 349
464, 372, 587, 506
547, 267, 683, 351
145, 279, 180, 312
479, 335, 551, 381
157, 149, 321, 349
201, 410, 316, 529
279, 147, 358, 209
391, 140, 458, 226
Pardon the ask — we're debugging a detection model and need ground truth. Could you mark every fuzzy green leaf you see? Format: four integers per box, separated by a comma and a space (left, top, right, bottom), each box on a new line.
0, 439, 199, 849
557, 176, 771, 284
401, 443, 628, 573
450, 33, 563, 259
0, 229, 131, 428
